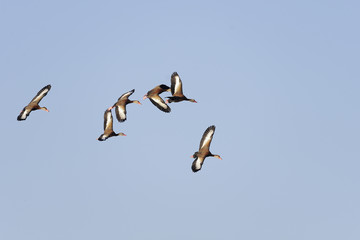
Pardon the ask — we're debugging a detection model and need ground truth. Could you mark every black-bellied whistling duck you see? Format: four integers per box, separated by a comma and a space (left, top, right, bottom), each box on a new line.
17, 84, 51, 121
107, 89, 141, 122
143, 84, 171, 113
98, 109, 126, 141
166, 72, 197, 104
191, 125, 222, 172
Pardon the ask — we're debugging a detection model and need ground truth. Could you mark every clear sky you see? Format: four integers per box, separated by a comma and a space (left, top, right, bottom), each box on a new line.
1, 0, 359, 239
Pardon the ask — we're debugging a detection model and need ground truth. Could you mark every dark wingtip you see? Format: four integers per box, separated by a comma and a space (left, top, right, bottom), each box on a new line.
158, 105, 171, 113
171, 72, 179, 77
98, 134, 107, 141
202, 125, 216, 136
149, 98, 171, 113
191, 162, 201, 173
159, 84, 170, 90
17, 116, 24, 121
208, 125, 216, 130
45, 84, 51, 90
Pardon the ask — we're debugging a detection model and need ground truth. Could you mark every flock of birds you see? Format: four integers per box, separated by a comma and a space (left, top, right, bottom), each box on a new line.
17, 72, 222, 172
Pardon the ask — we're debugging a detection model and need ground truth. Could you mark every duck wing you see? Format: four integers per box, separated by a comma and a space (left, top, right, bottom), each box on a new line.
117, 89, 135, 101
170, 72, 183, 96
149, 95, 171, 113
115, 105, 127, 122
103, 109, 114, 131
30, 84, 51, 104
192, 157, 205, 172
199, 125, 215, 151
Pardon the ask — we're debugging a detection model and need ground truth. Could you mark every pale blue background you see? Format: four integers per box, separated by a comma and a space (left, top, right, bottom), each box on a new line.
1, 1, 359, 239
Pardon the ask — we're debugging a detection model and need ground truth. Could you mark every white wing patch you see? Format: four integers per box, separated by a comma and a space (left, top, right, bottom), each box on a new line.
195, 158, 202, 170
116, 106, 126, 121
174, 75, 182, 94
193, 157, 203, 171
19, 109, 29, 120
119, 89, 134, 101
32, 88, 49, 103
149, 96, 171, 112
105, 111, 112, 129
154, 98, 167, 109
200, 129, 214, 149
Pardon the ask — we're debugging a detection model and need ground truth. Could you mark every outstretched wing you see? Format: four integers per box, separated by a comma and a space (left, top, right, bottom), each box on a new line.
103, 109, 113, 131
149, 95, 171, 113
170, 72, 183, 96
192, 157, 204, 172
30, 84, 51, 104
117, 89, 135, 101
199, 125, 215, 151
159, 84, 170, 93
115, 105, 127, 122
112, 89, 134, 122
17, 107, 31, 121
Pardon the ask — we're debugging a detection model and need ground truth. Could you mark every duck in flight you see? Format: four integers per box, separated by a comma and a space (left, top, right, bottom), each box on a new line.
143, 84, 171, 113
166, 72, 197, 104
17, 84, 51, 121
107, 89, 141, 122
98, 109, 126, 141
192, 125, 222, 172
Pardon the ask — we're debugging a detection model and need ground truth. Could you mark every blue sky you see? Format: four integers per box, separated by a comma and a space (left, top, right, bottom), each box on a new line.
1, 0, 360, 239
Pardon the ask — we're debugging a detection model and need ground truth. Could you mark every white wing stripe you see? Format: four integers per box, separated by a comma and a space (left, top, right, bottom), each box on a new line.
195, 159, 201, 170
32, 88, 49, 103
154, 98, 168, 109
120, 91, 132, 100
20, 109, 29, 120
117, 106, 126, 120
105, 111, 112, 129
118, 89, 135, 101
175, 76, 181, 94
200, 129, 214, 149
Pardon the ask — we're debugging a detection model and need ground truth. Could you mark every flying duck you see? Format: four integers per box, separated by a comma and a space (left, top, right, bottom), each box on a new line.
98, 109, 126, 141
191, 125, 222, 172
17, 84, 51, 121
107, 89, 141, 122
143, 84, 171, 113
166, 72, 197, 104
